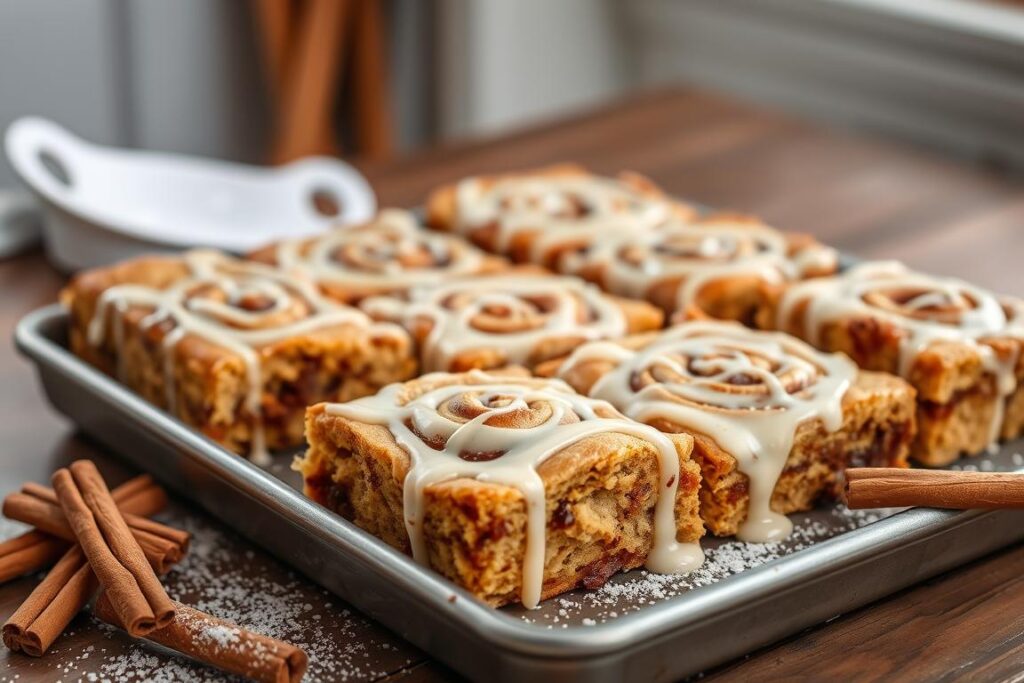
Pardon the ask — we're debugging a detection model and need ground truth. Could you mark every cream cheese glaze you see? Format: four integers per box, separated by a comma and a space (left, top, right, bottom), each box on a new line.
452, 173, 675, 261
556, 321, 857, 543
361, 275, 627, 372
88, 250, 403, 463
777, 261, 1022, 451
324, 370, 705, 608
274, 208, 486, 293
557, 218, 837, 315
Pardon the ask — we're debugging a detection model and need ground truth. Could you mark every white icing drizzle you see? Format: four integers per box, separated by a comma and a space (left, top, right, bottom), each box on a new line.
274, 208, 486, 293
88, 250, 401, 463
453, 174, 675, 261
325, 371, 704, 608
361, 276, 627, 372
557, 321, 856, 543
1003, 297, 1024, 338
777, 261, 1021, 452
557, 219, 837, 314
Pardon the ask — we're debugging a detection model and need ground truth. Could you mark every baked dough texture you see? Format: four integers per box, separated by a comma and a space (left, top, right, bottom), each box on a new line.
62, 252, 417, 455
540, 328, 917, 537
298, 370, 703, 606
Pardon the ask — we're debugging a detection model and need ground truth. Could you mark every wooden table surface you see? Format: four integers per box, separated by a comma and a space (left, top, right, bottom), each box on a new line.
2, 88, 1024, 682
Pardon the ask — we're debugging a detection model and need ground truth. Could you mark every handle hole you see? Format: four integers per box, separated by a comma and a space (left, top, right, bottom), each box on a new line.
310, 187, 341, 218
38, 149, 73, 187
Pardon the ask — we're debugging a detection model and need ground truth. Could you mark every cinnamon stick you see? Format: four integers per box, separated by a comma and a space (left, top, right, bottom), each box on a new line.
52, 461, 175, 636
2, 546, 94, 656
3, 490, 188, 573
0, 520, 189, 656
845, 468, 1024, 510
0, 531, 67, 585
22, 474, 168, 517
123, 516, 191, 573
94, 594, 308, 683
21, 478, 185, 561
0, 475, 168, 584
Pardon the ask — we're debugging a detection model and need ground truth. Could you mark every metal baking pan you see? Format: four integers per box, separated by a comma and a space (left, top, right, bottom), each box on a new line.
16, 303, 1024, 682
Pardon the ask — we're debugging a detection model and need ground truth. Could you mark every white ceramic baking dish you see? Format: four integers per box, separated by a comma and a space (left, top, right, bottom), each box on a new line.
4, 117, 376, 271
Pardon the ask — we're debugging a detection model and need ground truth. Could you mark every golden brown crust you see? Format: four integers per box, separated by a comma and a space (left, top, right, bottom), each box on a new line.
62, 253, 418, 454
611, 295, 665, 335
298, 371, 703, 606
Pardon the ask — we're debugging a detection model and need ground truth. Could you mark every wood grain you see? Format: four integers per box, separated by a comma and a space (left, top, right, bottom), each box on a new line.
1, 87, 1023, 681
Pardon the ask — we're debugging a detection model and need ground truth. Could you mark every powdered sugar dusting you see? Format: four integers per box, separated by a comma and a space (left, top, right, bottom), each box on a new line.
197, 623, 241, 648
514, 505, 900, 627
104, 509, 418, 681
0, 502, 419, 682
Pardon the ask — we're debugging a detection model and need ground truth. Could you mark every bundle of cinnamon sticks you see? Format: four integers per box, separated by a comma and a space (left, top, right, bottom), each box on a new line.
0, 460, 307, 682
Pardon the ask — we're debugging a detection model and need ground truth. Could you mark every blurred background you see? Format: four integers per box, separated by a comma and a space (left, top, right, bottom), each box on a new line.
2, 0, 1022, 187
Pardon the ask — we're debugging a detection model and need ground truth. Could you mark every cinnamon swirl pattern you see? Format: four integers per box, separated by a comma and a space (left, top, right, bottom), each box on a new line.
559, 215, 838, 320
323, 371, 704, 608
260, 209, 503, 304
85, 250, 408, 462
361, 275, 660, 372
776, 261, 1024, 459
555, 321, 857, 542
427, 165, 695, 266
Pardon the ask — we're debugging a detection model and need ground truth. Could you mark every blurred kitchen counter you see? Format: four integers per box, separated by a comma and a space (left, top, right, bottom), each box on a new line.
1, 87, 1023, 681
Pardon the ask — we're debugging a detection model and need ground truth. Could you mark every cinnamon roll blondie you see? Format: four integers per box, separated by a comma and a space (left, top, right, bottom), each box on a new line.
249, 208, 508, 305
62, 250, 417, 461
538, 321, 916, 539
561, 214, 837, 325
298, 370, 704, 607
770, 261, 1024, 465
360, 273, 664, 372
425, 164, 696, 267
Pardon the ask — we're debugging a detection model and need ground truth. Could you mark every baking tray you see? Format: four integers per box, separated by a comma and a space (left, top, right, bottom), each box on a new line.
16, 304, 1024, 682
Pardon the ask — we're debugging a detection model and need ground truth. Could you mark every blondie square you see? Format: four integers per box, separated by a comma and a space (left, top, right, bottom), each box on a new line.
298, 370, 704, 607
540, 321, 916, 539
426, 164, 696, 268
62, 250, 417, 460
561, 213, 837, 325
771, 261, 1024, 465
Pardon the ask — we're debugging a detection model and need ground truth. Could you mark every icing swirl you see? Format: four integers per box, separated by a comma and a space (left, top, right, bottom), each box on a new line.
273, 209, 488, 302
558, 217, 837, 316
362, 276, 627, 372
557, 321, 856, 542
1004, 298, 1024, 337
89, 250, 401, 462
453, 172, 682, 264
327, 371, 704, 608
